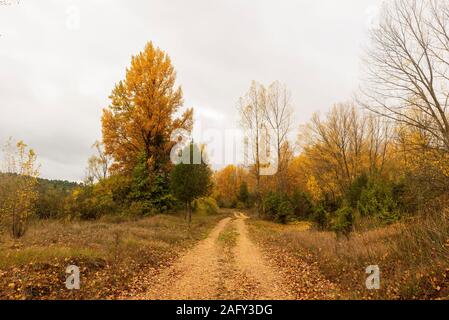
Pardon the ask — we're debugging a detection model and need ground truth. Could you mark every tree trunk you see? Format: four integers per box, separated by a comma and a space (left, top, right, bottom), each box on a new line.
186, 202, 192, 228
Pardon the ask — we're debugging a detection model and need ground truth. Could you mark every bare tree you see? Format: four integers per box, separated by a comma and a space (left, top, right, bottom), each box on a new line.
264, 81, 293, 192
85, 141, 112, 184
239, 81, 267, 216
360, 0, 449, 151
299, 103, 376, 197
366, 115, 391, 175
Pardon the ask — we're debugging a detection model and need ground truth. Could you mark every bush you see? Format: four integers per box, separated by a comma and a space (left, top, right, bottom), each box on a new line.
345, 173, 369, 208
127, 201, 155, 217
276, 199, 293, 224
290, 189, 314, 220
332, 205, 354, 238
263, 193, 293, 224
66, 185, 115, 220
312, 204, 329, 230
192, 197, 219, 216
129, 155, 175, 213
236, 201, 246, 210
264, 193, 281, 220
238, 182, 250, 206
358, 179, 399, 225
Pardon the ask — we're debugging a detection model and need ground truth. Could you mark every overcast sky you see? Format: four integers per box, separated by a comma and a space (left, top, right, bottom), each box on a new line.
0, 0, 383, 181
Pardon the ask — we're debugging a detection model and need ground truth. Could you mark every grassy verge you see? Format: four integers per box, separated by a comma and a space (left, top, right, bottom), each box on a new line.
248, 212, 449, 300
0, 212, 228, 300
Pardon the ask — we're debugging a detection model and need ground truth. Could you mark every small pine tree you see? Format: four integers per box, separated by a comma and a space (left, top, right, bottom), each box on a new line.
170, 143, 212, 224
332, 205, 354, 239
313, 204, 329, 230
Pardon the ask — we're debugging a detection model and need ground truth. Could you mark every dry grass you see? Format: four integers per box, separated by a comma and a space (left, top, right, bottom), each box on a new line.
249, 211, 449, 300
0, 212, 228, 300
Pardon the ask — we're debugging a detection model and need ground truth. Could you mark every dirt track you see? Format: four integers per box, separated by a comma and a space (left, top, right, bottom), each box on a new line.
130, 213, 333, 300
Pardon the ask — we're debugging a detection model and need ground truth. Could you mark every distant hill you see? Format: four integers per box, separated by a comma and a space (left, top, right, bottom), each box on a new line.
0, 172, 80, 191
0, 172, 80, 219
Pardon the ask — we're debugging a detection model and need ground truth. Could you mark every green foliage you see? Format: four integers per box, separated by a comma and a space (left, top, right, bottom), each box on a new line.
276, 198, 293, 224
357, 179, 399, 225
332, 205, 354, 238
128, 153, 151, 203
238, 182, 249, 207
128, 154, 175, 215
263, 193, 281, 219
66, 186, 110, 220
147, 174, 176, 213
192, 197, 219, 215
65, 175, 131, 220
346, 173, 369, 208
290, 189, 314, 220
170, 143, 213, 222
36, 186, 68, 219
263, 193, 293, 224
127, 201, 154, 217
313, 204, 329, 230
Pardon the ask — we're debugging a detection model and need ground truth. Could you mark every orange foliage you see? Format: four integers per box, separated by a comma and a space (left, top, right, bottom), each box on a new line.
102, 42, 193, 174
213, 165, 248, 206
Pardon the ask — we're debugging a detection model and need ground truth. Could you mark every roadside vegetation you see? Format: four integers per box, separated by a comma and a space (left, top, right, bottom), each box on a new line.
0, 212, 226, 299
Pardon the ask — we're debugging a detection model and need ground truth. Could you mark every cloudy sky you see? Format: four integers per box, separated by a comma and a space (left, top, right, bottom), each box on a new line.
0, 0, 383, 181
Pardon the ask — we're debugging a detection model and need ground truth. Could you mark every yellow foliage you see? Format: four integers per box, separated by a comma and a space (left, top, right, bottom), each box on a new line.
0, 138, 40, 238
102, 42, 193, 174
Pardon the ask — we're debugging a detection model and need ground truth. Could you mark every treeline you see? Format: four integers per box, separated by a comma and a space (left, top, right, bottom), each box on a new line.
0, 173, 79, 219
214, 0, 449, 237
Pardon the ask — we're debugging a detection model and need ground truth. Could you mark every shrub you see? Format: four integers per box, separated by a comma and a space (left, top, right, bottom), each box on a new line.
358, 179, 399, 224
332, 205, 354, 238
345, 173, 368, 208
192, 197, 219, 215
290, 189, 314, 220
127, 201, 155, 217
263, 193, 281, 220
238, 182, 250, 206
129, 155, 175, 213
236, 201, 246, 210
263, 193, 293, 224
312, 204, 329, 230
276, 199, 293, 224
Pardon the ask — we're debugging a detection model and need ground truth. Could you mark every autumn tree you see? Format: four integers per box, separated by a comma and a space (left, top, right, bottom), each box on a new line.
264, 81, 293, 192
85, 141, 112, 185
360, 0, 449, 152
239, 81, 268, 216
298, 103, 392, 201
0, 138, 39, 238
102, 42, 193, 176
212, 165, 247, 207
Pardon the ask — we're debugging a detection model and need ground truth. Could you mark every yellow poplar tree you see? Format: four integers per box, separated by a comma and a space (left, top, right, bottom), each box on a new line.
102, 42, 193, 174
0, 138, 40, 238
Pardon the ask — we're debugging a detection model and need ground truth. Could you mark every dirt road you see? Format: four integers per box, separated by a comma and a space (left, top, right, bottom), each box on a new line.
130, 213, 334, 300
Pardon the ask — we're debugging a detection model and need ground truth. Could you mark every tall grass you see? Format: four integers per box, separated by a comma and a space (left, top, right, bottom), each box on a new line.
250, 205, 449, 299
0, 212, 228, 299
